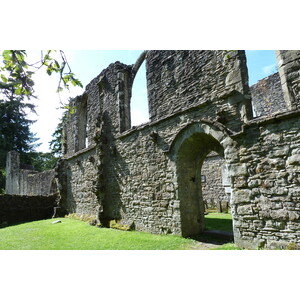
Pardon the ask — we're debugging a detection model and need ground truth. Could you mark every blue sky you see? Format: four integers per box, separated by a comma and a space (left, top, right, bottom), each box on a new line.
27, 50, 278, 152
245, 50, 277, 85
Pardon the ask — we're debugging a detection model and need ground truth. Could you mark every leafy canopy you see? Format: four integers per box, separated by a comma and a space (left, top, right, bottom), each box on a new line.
0, 50, 83, 102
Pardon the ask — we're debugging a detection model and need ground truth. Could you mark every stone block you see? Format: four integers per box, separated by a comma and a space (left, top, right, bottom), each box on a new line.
288, 211, 299, 221
225, 69, 241, 87
237, 204, 253, 215
287, 155, 300, 165
232, 189, 251, 204
270, 209, 289, 221
228, 163, 248, 177
248, 179, 261, 188
233, 176, 248, 188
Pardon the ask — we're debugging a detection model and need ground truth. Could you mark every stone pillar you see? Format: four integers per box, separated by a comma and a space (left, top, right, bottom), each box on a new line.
276, 50, 300, 110
224, 50, 253, 124
5, 151, 20, 194
117, 70, 131, 133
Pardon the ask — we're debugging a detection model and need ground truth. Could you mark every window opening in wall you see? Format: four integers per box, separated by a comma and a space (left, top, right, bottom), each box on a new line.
76, 95, 88, 151
246, 50, 278, 86
131, 60, 149, 127
85, 124, 89, 148
245, 50, 285, 117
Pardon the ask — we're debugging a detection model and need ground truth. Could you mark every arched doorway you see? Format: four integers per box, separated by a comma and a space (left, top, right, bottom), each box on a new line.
170, 122, 232, 237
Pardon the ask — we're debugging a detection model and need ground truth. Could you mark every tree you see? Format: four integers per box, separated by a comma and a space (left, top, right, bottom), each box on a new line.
49, 111, 68, 157
24, 152, 59, 172
0, 98, 39, 193
0, 99, 38, 164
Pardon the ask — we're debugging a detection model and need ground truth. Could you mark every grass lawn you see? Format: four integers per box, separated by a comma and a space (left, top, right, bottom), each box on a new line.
0, 218, 201, 250
0, 214, 241, 250
204, 212, 233, 232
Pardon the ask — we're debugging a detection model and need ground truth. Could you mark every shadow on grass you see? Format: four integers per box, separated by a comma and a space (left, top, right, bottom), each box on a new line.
0, 218, 50, 229
190, 231, 234, 245
205, 215, 233, 232
189, 214, 234, 245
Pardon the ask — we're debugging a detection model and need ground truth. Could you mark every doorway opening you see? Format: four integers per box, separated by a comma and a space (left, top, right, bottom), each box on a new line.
175, 126, 233, 242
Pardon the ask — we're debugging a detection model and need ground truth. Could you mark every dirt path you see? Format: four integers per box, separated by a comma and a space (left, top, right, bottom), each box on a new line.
187, 241, 222, 250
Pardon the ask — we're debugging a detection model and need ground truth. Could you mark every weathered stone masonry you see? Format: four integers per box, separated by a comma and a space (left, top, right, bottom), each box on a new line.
6, 50, 300, 249
58, 50, 252, 237
6, 151, 56, 196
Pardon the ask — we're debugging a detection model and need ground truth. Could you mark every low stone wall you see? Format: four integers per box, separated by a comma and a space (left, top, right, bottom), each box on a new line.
250, 72, 286, 117
0, 194, 58, 226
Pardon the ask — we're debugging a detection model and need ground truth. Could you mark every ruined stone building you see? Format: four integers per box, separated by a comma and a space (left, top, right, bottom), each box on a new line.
4, 50, 300, 249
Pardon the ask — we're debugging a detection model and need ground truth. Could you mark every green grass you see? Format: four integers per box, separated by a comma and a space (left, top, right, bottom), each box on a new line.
201, 212, 241, 249
0, 218, 201, 250
204, 212, 233, 232
212, 243, 242, 250
0, 213, 241, 250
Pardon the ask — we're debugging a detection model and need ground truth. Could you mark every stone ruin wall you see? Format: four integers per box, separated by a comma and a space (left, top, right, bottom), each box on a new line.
231, 112, 300, 249
60, 50, 300, 249
57, 147, 100, 218
5, 151, 56, 196
250, 72, 286, 117
201, 70, 287, 212
201, 154, 230, 211
60, 50, 252, 235
146, 50, 252, 130
3, 151, 58, 225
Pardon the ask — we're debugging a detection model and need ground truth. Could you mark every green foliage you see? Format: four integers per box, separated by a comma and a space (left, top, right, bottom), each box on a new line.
0, 50, 83, 100
0, 99, 38, 191
211, 243, 242, 250
0, 99, 38, 167
0, 99, 57, 191
65, 213, 98, 226
109, 219, 132, 231
24, 152, 59, 172
49, 111, 68, 157
0, 169, 5, 194
287, 242, 298, 250
0, 50, 34, 98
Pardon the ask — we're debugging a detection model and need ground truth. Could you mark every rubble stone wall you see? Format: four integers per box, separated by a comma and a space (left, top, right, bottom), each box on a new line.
62, 50, 250, 235
62, 147, 101, 221
250, 72, 286, 117
230, 111, 300, 249
202, 154, 230, 210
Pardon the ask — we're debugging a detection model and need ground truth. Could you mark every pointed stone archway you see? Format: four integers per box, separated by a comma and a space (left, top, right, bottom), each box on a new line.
169, 121, 234, 237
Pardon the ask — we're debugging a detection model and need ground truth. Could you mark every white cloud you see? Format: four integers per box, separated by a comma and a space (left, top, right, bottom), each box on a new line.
263, 63, 277, 76
131, 108, 149, 126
